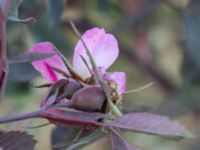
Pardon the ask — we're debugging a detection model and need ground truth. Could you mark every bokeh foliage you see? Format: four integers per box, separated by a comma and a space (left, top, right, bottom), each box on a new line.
0, 0, 199, 149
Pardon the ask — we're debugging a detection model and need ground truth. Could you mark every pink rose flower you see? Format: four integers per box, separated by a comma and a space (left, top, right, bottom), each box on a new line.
30, 28, 126, 93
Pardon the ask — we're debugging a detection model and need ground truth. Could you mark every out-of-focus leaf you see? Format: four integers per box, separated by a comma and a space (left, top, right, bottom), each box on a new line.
0, 131, 37, 150
181, 0, 200, 85
0, 1, 3, 16
182, 0, 200, 67
8, 0, 22, 17
113, 0, 160, 31
8, 63, 39, 82
46, 0, 66, 25
175, 87, 200, 113
51, 127, 80, 150
0, 1, 2, 9
110, 113, 193, 139
8, 52, 55, 64
0, 0, 17, 17
65, 130, 103, 150
97, 0, 110, 13
30, 16, 72, 55
154, 101, 189, 117
165, 0, 190, 10
109, 128, 142, 150
7, 0, 35, 23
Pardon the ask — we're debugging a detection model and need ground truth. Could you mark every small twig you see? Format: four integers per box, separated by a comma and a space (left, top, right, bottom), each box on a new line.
25, 122, 51, 129
123, 82, 154, 94
53, 141, 69, 149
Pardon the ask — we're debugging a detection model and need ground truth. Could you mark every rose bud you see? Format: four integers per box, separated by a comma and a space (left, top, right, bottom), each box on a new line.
70, 86, 106, 112
62, 80, 82, 99
42, 79, 82, 107
41, 79, 68, 106
53, 79, 82, 99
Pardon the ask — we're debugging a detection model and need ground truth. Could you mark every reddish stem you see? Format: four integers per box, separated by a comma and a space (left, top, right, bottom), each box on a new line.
0, 0, 10, 100
0, 110, 44, 124
0, 108, 107, 129
1, 0, 10, 18
0, 20, 8, 100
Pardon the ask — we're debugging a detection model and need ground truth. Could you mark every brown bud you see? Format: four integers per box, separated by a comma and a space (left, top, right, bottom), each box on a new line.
62, 80, 82, 99
71, 86, 106, 112
42, 79, 82, 107
42, 79, 69, 106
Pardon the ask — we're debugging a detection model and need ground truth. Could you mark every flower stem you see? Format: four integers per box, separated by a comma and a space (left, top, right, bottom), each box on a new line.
108, 99, 123, 117
101, 81, 123, 117
0, 110, 43, 124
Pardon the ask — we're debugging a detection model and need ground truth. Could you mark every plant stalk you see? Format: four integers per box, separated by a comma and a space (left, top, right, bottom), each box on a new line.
0, 110, 43, 124
0, 0, 10, 100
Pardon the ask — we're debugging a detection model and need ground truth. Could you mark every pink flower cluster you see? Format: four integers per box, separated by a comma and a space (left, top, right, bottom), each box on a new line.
30, 28, 126, 93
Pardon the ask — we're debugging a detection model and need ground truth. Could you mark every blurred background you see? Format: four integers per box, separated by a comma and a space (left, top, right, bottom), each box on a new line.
0, 0, 200, 149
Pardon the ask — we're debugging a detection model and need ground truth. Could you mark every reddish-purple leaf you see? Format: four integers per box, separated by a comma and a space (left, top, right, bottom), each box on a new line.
109, 128, 142, 150
0, 131, 37, 150
45, 107, 109, 121
42, 107, 108, 129
110, 113, 192, 139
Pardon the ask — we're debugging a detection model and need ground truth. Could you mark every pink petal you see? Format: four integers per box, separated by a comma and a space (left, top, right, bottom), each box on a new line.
30, 42, 67, 83
73, 27, 119, 78
103, 72, 126, 93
